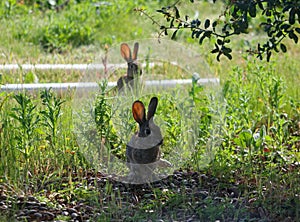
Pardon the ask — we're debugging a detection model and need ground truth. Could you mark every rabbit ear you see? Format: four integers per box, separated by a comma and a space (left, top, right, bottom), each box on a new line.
132, 42, 139, 61
147, 97, 158, 120
121, 43, 131, 62
132, 101, 146, 125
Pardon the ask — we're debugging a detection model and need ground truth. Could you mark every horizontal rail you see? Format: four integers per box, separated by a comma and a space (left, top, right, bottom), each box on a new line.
0, 63, 168, 71
0, 78, 219, 92
0, 64, 117, 71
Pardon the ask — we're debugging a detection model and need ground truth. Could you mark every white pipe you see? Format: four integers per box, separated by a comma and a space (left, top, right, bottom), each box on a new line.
0, 78, 219, 92
0, 63, 161, 71
0, 64, 114, 71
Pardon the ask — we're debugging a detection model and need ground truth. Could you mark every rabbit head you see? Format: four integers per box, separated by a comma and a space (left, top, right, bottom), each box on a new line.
117, 42, 141, 90
126, 97, 162, 163
121, 42, 140, 78
132, 96, 158, 137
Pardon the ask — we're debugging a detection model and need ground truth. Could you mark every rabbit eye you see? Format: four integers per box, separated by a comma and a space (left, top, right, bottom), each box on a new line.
129, 63, 138, 71
144, 128, 151, 136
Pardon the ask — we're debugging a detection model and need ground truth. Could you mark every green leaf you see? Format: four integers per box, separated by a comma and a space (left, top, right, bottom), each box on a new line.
260, 125, 266, 139
212, 21, 217, 31
222, 46, 232, 54
289, 8, 296, 25
170, 18, 175, 28
224, 53, 232, 60
195, 30, 203, 38
257, 53, 263, 60
257, 1, 264, 10
267, 51, 272, 62
216, 52, 221, 62
281, 24, 291, 31
211, 48, 219, 54
212, 21, 217, 28
283, 5, 291, 13
288, 31, 298, 43
171, 30, 178, 40
280, 43, 287, 53
199, 35, 206, 44
249, 4, 256, 17
204, 30, 212, 37
276, 31, 283, 38
204, 19, 210, 29
199, 31, 212, 44
192, 30, 203, 39
217, 39, 223, 45
234, 130, 253, 148
211, 44, 219, 53
174, 6, 180, 19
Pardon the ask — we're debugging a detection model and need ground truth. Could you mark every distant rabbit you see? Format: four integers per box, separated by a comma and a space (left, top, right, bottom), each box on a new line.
117, 42, 142, 91
126, 97, 171, 183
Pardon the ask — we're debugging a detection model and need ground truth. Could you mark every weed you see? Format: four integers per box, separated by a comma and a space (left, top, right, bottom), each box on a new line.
40, 88, 65, 147
10, 93, 40, 163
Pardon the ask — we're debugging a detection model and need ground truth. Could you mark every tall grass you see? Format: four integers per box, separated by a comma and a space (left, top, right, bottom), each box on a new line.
0, 89, 86, 192
0, 59, 299, 220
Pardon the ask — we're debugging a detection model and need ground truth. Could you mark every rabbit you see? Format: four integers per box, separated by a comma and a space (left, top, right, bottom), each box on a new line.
117, 42, 142, 91
126, 97, 171, 183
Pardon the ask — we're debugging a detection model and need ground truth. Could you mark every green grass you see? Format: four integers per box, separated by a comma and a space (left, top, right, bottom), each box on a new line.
1, 60, 299, 220
0, 0, 300, 221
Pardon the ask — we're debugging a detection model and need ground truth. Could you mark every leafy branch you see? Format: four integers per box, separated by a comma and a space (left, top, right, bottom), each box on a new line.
137, 0, 300, 61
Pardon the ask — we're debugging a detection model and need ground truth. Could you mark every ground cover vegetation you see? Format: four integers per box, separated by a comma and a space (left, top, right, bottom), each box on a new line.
0, 0, 299, 221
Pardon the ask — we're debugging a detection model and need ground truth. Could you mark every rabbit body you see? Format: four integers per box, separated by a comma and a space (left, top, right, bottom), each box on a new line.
126, 118, 162, 165
126, 145, 160, 165
117, 42, 141, 91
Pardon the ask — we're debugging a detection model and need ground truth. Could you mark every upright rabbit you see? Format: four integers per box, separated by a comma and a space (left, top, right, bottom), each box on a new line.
126, 97, 171, 183
117, 42, 141, 91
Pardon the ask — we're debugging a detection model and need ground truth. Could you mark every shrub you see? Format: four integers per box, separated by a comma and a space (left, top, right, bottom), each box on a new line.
39, 5, 95, 52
